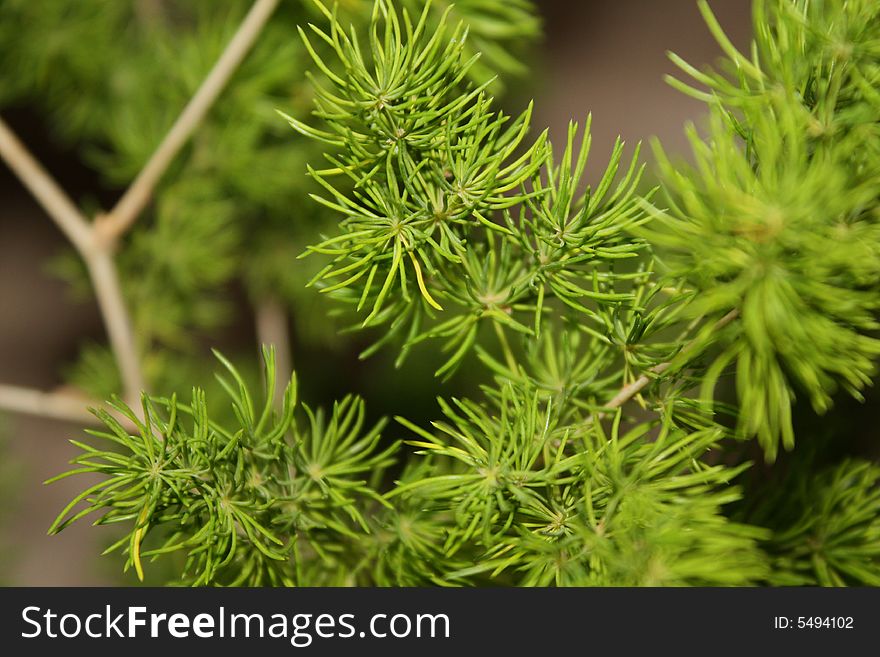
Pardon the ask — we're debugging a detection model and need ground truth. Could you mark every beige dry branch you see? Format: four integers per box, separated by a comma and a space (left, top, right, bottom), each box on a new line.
96, 0, 281, 245
0, 384, 102, 426
0, 0, 279, 426
255, 296, 293, 409
0, 117, 144, 404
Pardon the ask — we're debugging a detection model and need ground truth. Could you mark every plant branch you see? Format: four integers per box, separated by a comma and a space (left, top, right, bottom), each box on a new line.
0, 384, 105, 427
255, 296, 292, 408
86, 250, 145, 398
0, 117, 94, 255
96, 0, 280, 244
595, 308, 740, 419
0, 0, 279, 412
0, 384, 139, 431
0, 116, 145, 403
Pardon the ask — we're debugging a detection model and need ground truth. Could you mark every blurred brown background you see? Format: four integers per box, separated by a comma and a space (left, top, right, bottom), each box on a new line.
0, 0, 750, 585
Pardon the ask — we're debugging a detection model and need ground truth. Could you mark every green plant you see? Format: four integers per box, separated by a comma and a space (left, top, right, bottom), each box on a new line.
2, 0, 879, 586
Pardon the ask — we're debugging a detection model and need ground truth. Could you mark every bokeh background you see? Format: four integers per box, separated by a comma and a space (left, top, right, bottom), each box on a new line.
0, 0, 751, 585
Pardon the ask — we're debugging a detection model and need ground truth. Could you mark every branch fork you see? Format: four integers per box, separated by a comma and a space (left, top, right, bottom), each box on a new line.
0, 0, 280, 426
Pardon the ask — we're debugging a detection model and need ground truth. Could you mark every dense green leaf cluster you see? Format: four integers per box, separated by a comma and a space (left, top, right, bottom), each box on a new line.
394, 390, 769, 585
39, 0, 880, 587
762, 459, 880, 586
287, 0, 652, 381
651, 0, 880, 459
49, 351, 767, 586
0, 0, 540, 393
49, 348, 397, 586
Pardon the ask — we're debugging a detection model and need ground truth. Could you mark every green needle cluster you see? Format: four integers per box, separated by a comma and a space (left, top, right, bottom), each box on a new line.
35, 0, 880, 586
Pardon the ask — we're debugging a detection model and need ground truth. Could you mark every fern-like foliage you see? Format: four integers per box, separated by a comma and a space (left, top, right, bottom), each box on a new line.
44, 0, 880, 587
285, 0, 648, 378
48, 348, 396, 586
650, 0, 880, 459
49, 351, 770, 586
394, 393, 769, 586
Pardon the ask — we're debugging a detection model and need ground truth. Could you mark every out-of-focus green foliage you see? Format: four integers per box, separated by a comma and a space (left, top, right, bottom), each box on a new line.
755, 459, 880, 586
0, 425, 17, 585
